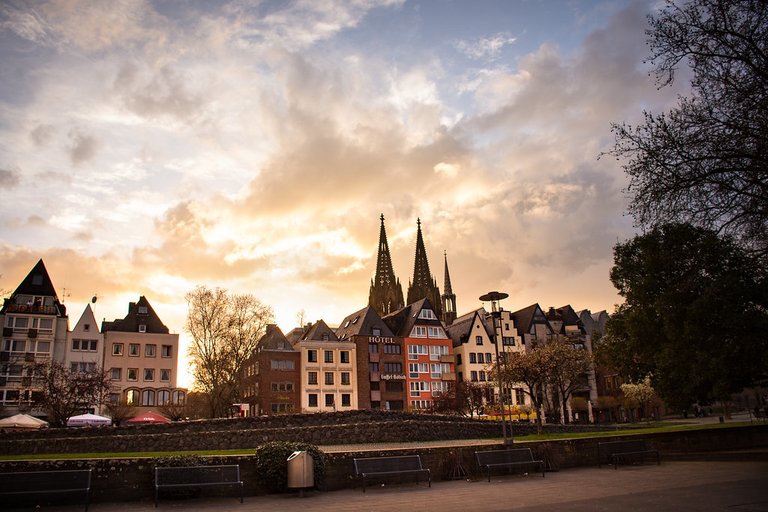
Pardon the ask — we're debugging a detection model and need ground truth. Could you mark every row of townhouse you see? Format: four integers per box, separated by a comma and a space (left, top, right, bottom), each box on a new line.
240, 296, 602, 417
0, 259, 186, 419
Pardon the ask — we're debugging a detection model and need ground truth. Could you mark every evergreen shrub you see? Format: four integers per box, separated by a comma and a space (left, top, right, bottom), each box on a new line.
253, 441, 327, 492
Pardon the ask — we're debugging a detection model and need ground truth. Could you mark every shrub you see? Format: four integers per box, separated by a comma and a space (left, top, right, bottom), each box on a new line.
253, 441, 327, 493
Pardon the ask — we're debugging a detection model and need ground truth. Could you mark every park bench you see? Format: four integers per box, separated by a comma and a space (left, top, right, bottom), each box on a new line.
474, 448, 545, 482
0, 468, 92, 511
352, 455, 431, 493
154, 464, 243, 506
598, 439, 660, 469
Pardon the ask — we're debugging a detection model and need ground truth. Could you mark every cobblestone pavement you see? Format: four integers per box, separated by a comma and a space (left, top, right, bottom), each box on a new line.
20, 458, 768, 512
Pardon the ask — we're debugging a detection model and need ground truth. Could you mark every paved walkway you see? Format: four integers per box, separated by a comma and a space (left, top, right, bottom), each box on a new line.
23, 458, 768, 512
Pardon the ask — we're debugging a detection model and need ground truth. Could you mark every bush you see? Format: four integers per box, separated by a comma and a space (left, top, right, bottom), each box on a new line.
253, 441, 327, 493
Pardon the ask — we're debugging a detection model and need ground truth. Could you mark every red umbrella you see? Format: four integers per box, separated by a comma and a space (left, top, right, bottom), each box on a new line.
126, 411, 171, 424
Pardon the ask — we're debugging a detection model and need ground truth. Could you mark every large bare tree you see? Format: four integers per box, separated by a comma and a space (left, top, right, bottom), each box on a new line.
186, 286, 273, 417
606, 0, 768, 257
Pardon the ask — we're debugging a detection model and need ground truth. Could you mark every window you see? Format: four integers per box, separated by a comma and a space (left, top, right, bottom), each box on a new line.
158, 389, 170, 405
431, 381, 448, 394
502, 336, 515, 346
161, 345, 172, 357
3, 339, 25, 352
479, 370, 487, 381
271, 382, 295, 392
113, 343, 124, 356
368, 362, 379, 373
341, 394, 351, 407
383, 362, 402, 373
127, 368, 138, 381
372, 328, 381, 336
368, 343, 379, 353
476, 335, 483, 345
160, 369, 171, 382
308, 371, 318, 385
271, 360, 295, 370
456, 354, 462, 365
324, 372, 334, 385
307, 349, 318, 363
409, 381, 430, 396
477, 353, 485, 364
33, 340, 50, 354
341, 372, 350, 385
430, 363, 443, 378
145, 344, 156, 357
142, 389, 155, 406
71, 339, 97, 351
126, 389, 140, 405
71, 362, 96, 373
469, 353, 477, 364
409, 363, 428, 378
272, 403, 294, 413
470, 370, 478, 382
110, 368, 122, 380
83, 323, 90, 332
340, 351, 350, 364
129, 343, 140, 356
172, 390, 186, 404
325, 394, 335, 407
418, 309, 436, 319
324, 350, 333, 363
383, 344, 401, 354
138, 306, 148, 314
385, 381, 403, 392
144, 368, 155, 381
428, 326, 446, 338
430, 345, 448, 360
515, 388, 526, 405
407, 344, 428, 359
138, 324, 147, 333
410, 326, 427, 337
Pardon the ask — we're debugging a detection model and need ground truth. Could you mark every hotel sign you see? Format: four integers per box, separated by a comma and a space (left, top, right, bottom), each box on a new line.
368, 336, 397, 344
381, 373, 406, 381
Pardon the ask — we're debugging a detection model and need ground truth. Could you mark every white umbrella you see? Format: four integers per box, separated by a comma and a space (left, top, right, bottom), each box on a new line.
0, 413, 48, 429
67, 413, 112, 427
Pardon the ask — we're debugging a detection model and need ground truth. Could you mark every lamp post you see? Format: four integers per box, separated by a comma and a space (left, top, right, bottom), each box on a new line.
479, 291, 513, 445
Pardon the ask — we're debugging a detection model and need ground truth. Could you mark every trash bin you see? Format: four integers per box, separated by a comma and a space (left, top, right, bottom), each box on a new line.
287, 450, 314, 489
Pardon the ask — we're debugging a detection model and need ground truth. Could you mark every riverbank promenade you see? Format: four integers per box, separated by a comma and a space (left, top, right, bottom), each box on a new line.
29, 454, 768, 512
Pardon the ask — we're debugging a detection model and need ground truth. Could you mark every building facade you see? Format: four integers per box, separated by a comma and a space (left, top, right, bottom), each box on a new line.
101, 296, 184, 413
241, 324, 300, 416
0, 260, 69, 416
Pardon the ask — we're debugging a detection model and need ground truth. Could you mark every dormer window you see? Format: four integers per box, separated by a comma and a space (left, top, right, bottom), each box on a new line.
372, 328, 381, 337
418, 309, 436, 320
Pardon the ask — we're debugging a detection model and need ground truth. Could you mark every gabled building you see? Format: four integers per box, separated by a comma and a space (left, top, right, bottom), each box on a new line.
241, 324, 300, 416
0, 259, 68, 416
65, 303, 103, 377
101, 296, 184, 412
509, 303, 554, 348
297, 319, 357, 412
337, 305, 405, 411
368, 215, 405, 317
384, 298, 454, 411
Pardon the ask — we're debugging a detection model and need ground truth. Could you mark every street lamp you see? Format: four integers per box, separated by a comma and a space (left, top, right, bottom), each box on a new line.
479, 291, 513, 445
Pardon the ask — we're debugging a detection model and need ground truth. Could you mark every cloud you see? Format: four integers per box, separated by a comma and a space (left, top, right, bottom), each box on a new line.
455, 32, 517, 60
68, 130, 99, 165
0, 169, 20, 188
29, 124, 55, 146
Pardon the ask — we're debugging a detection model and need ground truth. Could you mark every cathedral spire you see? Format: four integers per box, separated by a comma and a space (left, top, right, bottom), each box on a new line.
368, 214, 404, 317
406, 218, 442, 317
441, 251, 457, 325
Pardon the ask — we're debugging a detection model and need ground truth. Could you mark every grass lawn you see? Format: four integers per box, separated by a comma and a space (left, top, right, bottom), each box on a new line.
0, 421, 757, 461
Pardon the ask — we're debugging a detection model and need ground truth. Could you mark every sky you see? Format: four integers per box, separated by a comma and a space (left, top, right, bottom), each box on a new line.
0, 0, 687, 388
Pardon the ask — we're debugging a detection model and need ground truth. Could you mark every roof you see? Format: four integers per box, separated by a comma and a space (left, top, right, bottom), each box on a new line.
383, 297, 442, 337
101, 296, 169, 333
509, 303, 551, 335
445, 308, 491, 348
1, 259, 66, 316
335, 305, 394, 340
301, 319, 339, 342
256, 324, 295, 351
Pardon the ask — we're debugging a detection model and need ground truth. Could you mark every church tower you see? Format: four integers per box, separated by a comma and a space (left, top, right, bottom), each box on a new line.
406, 219, 442, 317
441, 251, 457, 326
368, 214, 405, 317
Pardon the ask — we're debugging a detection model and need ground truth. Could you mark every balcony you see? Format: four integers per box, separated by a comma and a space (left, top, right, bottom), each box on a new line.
4, 304, 58, 315
441, 372, 456, 381
440, 354, 454, 364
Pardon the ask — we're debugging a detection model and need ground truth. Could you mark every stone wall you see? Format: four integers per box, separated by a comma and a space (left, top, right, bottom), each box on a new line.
0, 411, 617, 455
0, 424, 766, 506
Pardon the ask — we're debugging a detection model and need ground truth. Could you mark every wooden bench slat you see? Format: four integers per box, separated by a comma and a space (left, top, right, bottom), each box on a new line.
0, 469, 92, 511
154, 464, 243, 506
353, 455, 431, 493
475, 448, 545, 481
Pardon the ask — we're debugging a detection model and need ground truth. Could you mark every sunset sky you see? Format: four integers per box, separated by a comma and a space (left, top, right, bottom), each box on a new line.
0, 0, 687, 387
